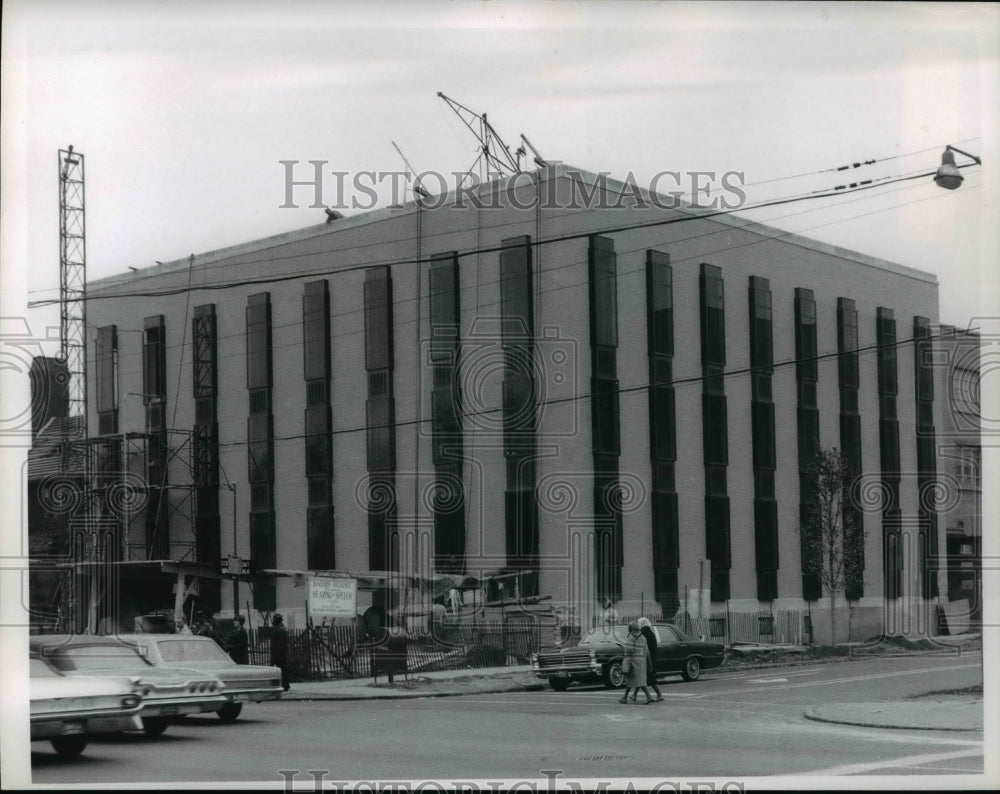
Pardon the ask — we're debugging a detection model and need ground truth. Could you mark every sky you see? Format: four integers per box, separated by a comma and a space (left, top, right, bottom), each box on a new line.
2, 0, 998, 351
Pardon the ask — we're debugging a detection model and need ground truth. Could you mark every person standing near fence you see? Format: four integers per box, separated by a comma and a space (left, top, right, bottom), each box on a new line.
270, 613, 290, 691
226, 614, 250, 665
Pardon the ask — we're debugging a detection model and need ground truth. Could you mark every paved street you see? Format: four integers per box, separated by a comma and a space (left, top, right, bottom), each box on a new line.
30, 654, 984, 785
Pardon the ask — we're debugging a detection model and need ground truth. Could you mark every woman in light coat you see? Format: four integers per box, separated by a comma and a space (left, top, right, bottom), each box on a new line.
618, 622, 653, 704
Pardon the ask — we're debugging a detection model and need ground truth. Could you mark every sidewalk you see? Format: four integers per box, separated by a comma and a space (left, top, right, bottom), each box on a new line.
281, 664, 543, 700
278, 664, 983, 732
805, 698, 983, 731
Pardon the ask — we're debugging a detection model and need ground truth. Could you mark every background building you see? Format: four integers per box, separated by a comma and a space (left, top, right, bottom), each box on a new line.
936, 326, 982, 629
75, 164, 949, 638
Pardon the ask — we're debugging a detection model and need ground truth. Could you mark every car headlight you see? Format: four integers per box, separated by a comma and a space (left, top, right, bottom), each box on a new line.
121, 695, 140, 708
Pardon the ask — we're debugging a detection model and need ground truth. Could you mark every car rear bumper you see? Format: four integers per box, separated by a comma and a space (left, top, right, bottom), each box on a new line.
141, 696, 228, 718
32, 714, 143, 738
223, 687, 284, 704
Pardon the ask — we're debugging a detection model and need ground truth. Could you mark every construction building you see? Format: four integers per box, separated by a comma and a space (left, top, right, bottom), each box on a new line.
60, 164, 956, 639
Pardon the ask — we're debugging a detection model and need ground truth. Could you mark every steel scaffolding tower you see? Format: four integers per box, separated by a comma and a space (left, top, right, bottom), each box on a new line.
58, 146, 88, 465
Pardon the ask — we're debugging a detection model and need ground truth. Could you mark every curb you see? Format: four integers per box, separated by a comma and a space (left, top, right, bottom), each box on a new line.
802, 708, 981, 732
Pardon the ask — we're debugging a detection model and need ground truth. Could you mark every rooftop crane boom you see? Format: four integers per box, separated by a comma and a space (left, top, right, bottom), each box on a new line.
437, 92, 525, 180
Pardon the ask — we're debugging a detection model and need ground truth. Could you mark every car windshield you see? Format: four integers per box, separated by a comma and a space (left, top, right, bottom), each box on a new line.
29, 657, 59, 677
43, 644, 151, 672
580, 625, 630, 645
153, 639, 230, 663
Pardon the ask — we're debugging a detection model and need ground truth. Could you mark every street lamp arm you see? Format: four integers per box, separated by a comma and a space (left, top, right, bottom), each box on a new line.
946, 145, 982, 165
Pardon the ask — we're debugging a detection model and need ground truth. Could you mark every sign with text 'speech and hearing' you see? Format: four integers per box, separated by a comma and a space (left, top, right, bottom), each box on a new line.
308, 577, 357, 618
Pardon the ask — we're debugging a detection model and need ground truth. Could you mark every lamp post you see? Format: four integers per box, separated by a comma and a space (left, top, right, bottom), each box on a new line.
227, 481, 239, 616
934, 145, 982, 191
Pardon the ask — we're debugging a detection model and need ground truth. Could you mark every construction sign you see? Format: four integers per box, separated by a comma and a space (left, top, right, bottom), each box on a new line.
308, 576, 357, 618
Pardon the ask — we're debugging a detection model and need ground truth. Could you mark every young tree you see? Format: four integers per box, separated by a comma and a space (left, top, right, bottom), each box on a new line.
800, 448, 864, 644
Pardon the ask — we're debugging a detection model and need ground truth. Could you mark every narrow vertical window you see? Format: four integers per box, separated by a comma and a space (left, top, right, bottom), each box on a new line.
95, 325, 118, 435
647, 250, 678, 614
303, 280, 334, 570
429, 253, 465, 573
246, 292, 275, 609
700, 264, 730, 601
795, 289, 820, 600
191, 304, 220, 608
590, 235, 622, 603
750, 278, 778, 602
500, 236, 538, 596
838, 298, 864, 599
364, 267, 397, 572
913, 316, 938, 599
877, 307, 900, 600
142, 315, 170, 562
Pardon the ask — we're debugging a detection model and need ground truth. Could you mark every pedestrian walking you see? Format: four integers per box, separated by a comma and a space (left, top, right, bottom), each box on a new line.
617, 622, 653, 704
174, 615, 192, 635
225, 614, 250, 665
269, 613, 290, 691
633, 617, 664, 702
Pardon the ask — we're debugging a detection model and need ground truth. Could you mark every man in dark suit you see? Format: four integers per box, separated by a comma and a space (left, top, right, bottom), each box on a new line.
269, 613, 290, 691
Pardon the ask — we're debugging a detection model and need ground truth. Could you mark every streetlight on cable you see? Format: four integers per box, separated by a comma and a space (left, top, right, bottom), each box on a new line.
934, 145, 982, 191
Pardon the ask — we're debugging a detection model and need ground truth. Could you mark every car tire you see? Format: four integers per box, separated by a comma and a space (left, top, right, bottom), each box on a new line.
50, 736, 88, 758
681, 657, 701, 682
217, 702, 244, 722
143, 717, 170, 736
602, 660, 625, 689
549, 678, 570, 692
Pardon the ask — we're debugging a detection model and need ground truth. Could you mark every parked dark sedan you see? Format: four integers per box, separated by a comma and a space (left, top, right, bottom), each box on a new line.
534, 623, 726, 691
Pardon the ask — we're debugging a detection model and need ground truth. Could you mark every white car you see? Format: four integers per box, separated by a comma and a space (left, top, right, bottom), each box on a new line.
122, 634, 283, 721
30, 654, 143, 758
30, 635, 227, 736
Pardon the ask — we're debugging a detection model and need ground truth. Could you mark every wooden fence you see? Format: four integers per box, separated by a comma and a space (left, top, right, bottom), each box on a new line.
248, 619, 543, 682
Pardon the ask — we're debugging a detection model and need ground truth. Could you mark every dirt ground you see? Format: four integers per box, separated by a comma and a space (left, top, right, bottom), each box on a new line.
724, 632, 982, 668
